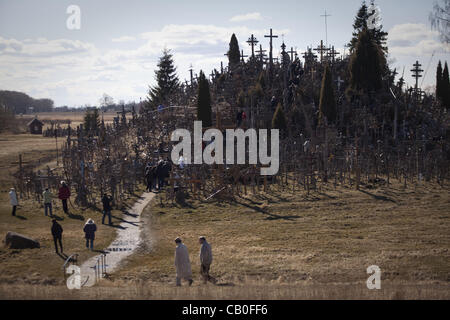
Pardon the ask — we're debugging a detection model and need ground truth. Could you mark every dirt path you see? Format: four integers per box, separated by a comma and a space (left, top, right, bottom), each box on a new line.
80, 192, 155, 287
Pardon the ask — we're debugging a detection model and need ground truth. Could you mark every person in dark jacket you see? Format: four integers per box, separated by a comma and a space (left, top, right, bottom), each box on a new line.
51, 219, 63, 253
58, 181, 71, 214
101, 193, 112, 225
145, 166, 156, 192
83, 219, 97, 250
155, 160, 165, 190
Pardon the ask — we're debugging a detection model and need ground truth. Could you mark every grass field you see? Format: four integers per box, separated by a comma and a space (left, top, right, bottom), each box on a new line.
0, 129, 449, 299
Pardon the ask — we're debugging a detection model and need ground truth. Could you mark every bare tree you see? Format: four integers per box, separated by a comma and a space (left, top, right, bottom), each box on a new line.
99, 93, 114, 109
430, 0, 450, 44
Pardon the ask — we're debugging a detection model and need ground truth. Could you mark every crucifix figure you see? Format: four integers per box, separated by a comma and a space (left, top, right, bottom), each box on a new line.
314, 40, 329, 63
264, 28, 279, 71
247, 34, 259, 58
321, 10, 331, 46
240, 50, 248, 63
256, 44, 267, 65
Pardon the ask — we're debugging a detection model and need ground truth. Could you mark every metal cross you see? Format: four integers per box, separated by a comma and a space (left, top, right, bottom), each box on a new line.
321, 10, 331, 46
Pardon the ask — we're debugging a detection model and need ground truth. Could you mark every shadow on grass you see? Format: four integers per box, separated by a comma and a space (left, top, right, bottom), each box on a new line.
14, 215, 27, 220
235, 200, 300, 221
359, 189, 396, 203
111, 215, 138, 227
50, 215, 64, 221
104, 223, 126, 230
67, 212, 85, 221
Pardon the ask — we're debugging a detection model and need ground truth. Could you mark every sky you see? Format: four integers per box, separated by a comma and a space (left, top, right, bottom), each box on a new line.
0, 0, 449, 107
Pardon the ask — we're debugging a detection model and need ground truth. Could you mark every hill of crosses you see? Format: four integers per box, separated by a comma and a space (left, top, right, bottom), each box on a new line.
13, 7, 450, 207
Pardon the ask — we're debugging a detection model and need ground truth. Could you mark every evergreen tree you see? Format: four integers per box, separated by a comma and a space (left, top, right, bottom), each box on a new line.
196, 71, 212, 127
228, 34, 240, 68
348, 1, 388, 55
319, 65, 337, 125
349, 29, 386, 94
442, 62, 450, 109
84, 108, 100, 135
146, 49, 179, 110
436, 61, 443, 102
272, 103, 287, 138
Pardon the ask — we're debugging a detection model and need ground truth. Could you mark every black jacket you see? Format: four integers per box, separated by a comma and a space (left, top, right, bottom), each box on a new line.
102, 195, 112, 211
51, 221, 63, 238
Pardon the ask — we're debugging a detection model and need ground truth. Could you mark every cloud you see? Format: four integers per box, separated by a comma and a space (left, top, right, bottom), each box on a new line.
112, 36, 136, 43
230, 12, 263, 22
388, 23, 449, 56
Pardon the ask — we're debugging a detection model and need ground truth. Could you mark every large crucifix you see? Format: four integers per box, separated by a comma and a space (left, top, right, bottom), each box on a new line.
314, 40, 329, 63
264, 28, 278, 70
247, 34, 259, 58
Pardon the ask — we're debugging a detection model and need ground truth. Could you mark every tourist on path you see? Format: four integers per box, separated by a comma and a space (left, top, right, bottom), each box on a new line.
199, 236, 217, 285
9, 188, 18, 216
51, 219, 63, 253
58, 181, 71, 214
101, 193, 112, 225
83, 219, 97, 250
174, 237, 193, 287
43, 188, 54, 217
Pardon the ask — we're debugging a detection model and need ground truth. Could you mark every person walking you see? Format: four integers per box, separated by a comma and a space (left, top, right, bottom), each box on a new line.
43, 188, 53, 217
9, 188, 18, 216
51, 219, 63, 253
83, 219, 97, 250
58, 181, 71, 214
101, 193, 112, 225
199, 236, 217, 285
174, 237, 193, 287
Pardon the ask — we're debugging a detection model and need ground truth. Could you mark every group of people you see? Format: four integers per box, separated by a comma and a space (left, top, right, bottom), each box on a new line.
8, 181, 109, 254
145, 159, 172, 192
174, 236, 217, 287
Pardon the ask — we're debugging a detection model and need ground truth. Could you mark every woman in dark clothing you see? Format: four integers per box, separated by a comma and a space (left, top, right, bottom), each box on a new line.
83, 219, 97, 250
101, 193, 112, 225
51, 219, 63, 253
58, 181, 71, 214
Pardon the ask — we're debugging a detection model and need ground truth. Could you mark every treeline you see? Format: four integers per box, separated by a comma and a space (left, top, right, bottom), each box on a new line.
0, 90, 54, 114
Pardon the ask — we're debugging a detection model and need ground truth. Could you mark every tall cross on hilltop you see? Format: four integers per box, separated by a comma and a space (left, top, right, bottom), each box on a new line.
321, 10, 331, 46
264, 28, 279, 71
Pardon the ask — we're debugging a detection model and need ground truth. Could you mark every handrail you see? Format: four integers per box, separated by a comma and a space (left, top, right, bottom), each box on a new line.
63, 254, 78, 270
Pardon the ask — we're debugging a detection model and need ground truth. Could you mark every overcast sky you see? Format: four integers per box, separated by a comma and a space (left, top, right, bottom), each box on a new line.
0, 0, 449, 107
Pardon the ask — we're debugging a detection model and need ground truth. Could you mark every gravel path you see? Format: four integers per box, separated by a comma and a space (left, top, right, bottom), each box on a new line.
79, 192, 155, 287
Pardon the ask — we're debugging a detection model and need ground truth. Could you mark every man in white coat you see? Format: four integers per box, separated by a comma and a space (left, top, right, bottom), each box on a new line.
9, 188, 18, 216
199, 236, 217, 285
174, 237, 193, 287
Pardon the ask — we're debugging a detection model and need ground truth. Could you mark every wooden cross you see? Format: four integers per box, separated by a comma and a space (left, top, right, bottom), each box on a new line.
264, 28, 278, 70
117, 105, 130, 126
240, 50, 248, 63
256, 44, 267, 64
411, 60, 424, 91
288, 47, 297, 61
302, 47, 317, 63
247, 34, 259, 58
314, 40, 329, 62
210, 70, 215, 80
327, 46, 340, 63
220, 61, 224, 73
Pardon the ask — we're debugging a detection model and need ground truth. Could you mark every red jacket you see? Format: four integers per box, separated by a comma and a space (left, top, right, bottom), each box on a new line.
58, 186, 71, 200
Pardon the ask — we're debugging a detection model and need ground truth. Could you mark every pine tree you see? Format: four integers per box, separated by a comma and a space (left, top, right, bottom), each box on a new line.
196, 71, 212, 127
228, 34, 240, 68
349, 1, 388, 55
146, 49, 179, 110
442, 62, 450, 109
349, 29, 386, 94
436, 61, 443, 102
272, 103, 287, 138
319, 65, 337, 125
